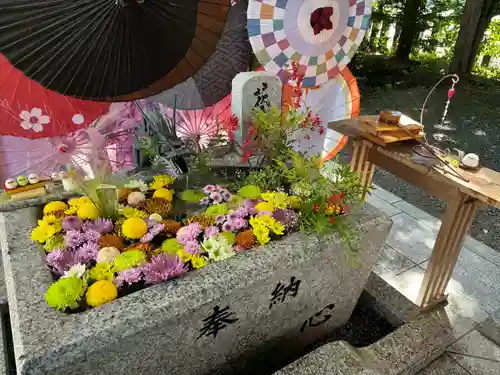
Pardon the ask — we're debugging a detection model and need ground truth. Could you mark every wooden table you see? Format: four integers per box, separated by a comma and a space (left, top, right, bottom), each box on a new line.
330, 117, 500, 309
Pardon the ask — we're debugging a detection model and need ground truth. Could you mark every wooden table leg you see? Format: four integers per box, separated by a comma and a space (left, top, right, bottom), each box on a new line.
350, 140, 374, 201
416, 193, 479, 309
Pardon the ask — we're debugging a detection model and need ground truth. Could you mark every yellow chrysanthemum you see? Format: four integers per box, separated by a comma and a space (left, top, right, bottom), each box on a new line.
77, 202, 100, 220
261, 192, 288, 210
177, 249, 192, 263
270, 221, 285, 236
122, 207, 148, 219
42, 214, 60, 225
252, 224, 270, 245
122, 217, 148, 239
85, 280, 118, 307
255, 201, 274, 213
149, 174, 175, 190
191, 255, 208, 269
43, 201, 69, 215
31, 222, 58, 243
153, 188, 174, 201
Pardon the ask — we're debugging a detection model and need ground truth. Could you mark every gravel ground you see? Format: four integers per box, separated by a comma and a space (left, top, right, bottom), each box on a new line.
358, 82, 500, 252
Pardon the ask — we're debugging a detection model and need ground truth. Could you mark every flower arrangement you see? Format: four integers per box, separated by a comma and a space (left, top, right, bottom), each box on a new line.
33, 168, 357, 313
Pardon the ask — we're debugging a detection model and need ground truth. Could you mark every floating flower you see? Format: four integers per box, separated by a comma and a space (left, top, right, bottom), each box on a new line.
62, 216, 83, 231
181, 189, 205, 203
149, 174, 175, 190
203, 185, 216, 194
261, 192, 288, 210
176, 223, 203, 245
187, 215, 216, 228
252, 224, 270, 245
177, 249, 192, 263
149, 213, 163, 222
140, 232, 154, 243
238, 185, 261, 200
161, 238, 184, 256
202, 234, 235, 262
114, 267, 143, 288
113, 250, 147, 272
183, 239, 201, 255
62, 264, 86, 279
99, 234, 125, 250
287, 196, 302, 209
205, 203, 228, 217
88, 262, 115, 282
142, 254, 187, 285
235, 230, 257, 251
124, 179, 148, 193
255, 201, 274, 213
153, 188, 174, 201
222, 221, 233, 232
145, 198, 172, 217
273, 209, 299, 232
200, 197, 211, 205
83, 229, 101, 244
127, 191, 147, 206
45, 276, 85, 312
77, 202, 100, 220
83, 218, 114, 234
31, 221, 58, 243
20, 107, 50, 132
75, 242, 99, 264
43, 201, 69, 215
64, 230, 86, 248
97, 247, 121, 263
122, 207, 148, 219
44, 234, 65, 252
86, 280, 118, 307
191, 255, 209, 269
204, 226, 220, 238
122, 217, 148, 239
210, 191, 223, 204
46, 250, 77, 276
162, 220, 182, 236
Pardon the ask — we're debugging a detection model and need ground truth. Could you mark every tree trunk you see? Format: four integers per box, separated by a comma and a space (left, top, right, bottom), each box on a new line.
450, 0, 497, 74
378, 19, 390, 52
395, 0, 425, 60
392, 21, 401, 51
368, 19, 381, 51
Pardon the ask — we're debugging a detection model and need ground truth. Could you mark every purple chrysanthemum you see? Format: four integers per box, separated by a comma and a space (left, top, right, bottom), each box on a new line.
257, 211, 273, 217
210, 191, 222, 204
83, 218, 113, 234
150, 223, 165, 236
74, 242, 99, 264
114, 268, 143, 288
46, 250, 77, 275
83, 229, 101, 244
203, 185, 216, 194
64, 230, 86, 248
227, 212, 241, 221
142, 254, 187, 285
222, 192, 233, 202
204, 226, 220, 238
273, 209, 299, 231
200, 197, 210, 205
243, 200, 258, 215
215, 215, 226, 225
184, 239, 201, 255
222, 222, 233, 232
140, 233, 155, 243
235, 207, 249, 218
230, 218, 247, 230
62, 216, 83, 231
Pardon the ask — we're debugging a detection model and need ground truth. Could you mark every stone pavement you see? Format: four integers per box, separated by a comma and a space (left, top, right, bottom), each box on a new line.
368, 185, 500, 374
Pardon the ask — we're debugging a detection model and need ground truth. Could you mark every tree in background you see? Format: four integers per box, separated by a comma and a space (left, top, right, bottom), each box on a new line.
395, 0, 426, 60
450, 0, 499, 74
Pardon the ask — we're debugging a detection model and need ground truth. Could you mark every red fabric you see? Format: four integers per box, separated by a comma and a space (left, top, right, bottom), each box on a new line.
0, 54, 110, 139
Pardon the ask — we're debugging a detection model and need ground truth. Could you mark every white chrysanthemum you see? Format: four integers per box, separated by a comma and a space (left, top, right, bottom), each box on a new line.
62, 264, 86, 279
127, 191, 146, 206
97, 247, 121, 263
125, 179, 148, 193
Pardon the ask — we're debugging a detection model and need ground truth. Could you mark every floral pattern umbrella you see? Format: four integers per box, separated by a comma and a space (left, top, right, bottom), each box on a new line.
247, 0, 372, 87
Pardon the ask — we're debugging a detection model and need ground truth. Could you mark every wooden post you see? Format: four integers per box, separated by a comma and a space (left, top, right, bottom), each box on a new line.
417, 193, 479, 308
350, 140, 374, 200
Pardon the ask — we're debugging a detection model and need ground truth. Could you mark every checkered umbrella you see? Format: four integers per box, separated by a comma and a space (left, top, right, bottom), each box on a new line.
247, 0, 372, 88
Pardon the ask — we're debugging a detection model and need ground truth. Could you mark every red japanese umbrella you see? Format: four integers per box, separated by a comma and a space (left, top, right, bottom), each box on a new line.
0, 54, 111, 139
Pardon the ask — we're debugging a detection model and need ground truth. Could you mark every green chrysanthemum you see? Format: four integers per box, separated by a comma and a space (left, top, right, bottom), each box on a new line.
238, 185, 261, 200
88, 262, 115, 282
43, 234, 65, 252
113, 250, 147, 272
205, 203, 228, 217
161, 238, 184, 256
45, 276, 86, 312
181, 189, 205, 203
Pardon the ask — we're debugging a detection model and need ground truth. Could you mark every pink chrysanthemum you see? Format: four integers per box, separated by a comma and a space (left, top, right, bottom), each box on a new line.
75, 242, 99, 264
204, 226, 220, 238
184, 239, 201, 255
64, 230, 86, 248
142, 254, 187, 285
210, 191, 222, 204
203, 185, 216, 194
222, 222, 233, 232
83, 229, 101, 244
83, 218, 113, 234
215, 215, 226, 225
176, 223, 203, 245
114, 268, 143, 288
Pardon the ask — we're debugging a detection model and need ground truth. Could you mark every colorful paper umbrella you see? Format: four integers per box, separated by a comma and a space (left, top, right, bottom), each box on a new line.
149, 0, 252, 110
287, 67, 360, 160
0, 54, 111, 139
0, 0, 229, 101
247, 0, 371, 87
163, 95, 232, 149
